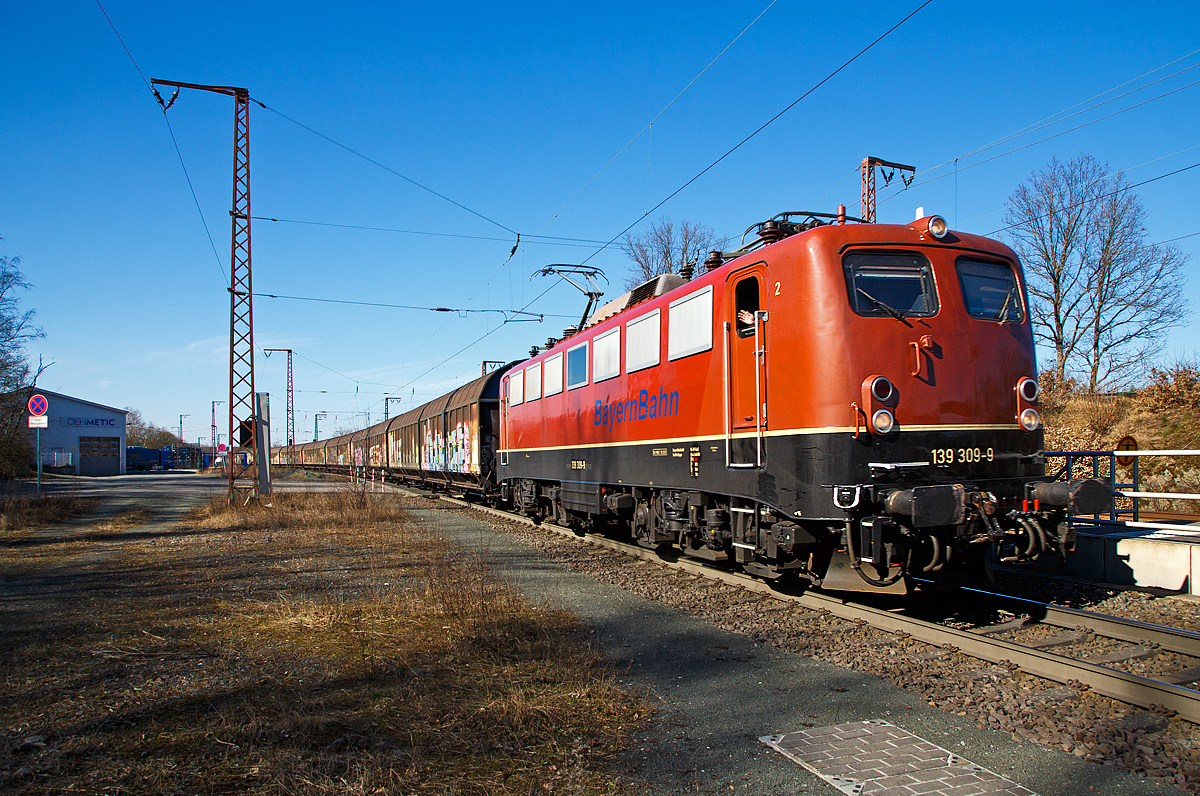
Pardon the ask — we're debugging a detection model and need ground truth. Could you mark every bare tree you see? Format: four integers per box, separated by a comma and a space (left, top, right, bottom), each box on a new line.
619, 216, 725, 291
1004, 155, 1104, 383
1004, 154, 1189, 391
0, 236, 46, 476
1082, 179, 1188, 389
124, 408, 182, 448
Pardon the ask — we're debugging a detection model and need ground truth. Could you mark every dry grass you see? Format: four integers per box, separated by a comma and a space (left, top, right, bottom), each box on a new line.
1041, 375, 1200, 512
0, 488, 644, 794
0, 490, 89, 535
88, 505, 157, 535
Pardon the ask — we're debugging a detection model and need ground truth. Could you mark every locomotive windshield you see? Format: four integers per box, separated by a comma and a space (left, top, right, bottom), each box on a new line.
956, 258, 1024, 322
843, 252, 937, 319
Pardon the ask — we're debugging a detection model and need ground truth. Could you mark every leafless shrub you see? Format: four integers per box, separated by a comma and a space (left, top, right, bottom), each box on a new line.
621, 216, 726, 290
0, 489, 86, 533
1141, 357, 1200, 413
1037, 367, 1079, 414
1079, 394, 1128, 437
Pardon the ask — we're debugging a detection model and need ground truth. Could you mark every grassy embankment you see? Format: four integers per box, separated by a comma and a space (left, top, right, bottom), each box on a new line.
0, 488, 644, 794
1041, 362, 1200, 513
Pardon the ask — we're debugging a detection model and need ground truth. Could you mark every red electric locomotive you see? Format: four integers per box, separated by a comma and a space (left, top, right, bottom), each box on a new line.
498, 209, 1108, 592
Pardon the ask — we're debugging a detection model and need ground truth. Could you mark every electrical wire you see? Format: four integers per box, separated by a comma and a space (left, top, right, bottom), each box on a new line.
250, 98, 518, 237
95, 1, 150, 91
579, 0, 934, 265
986, 161, 1200, 237
209, 2, 784, 390
373, 0, 933, 394
1154, 231, 1200, 245
537, 0, 781, 228
434, 0, 782, 340
95, 0, 228, 283
253, 290, 572, 320
880, 76, 1200, 203
956, 143, 1200, 226
250, 215, 609, 246
920, 53, 1200, 180
159, 115, 228, 284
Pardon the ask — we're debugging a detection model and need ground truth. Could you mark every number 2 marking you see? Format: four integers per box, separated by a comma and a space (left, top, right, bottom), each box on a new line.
774, 282, 781, 296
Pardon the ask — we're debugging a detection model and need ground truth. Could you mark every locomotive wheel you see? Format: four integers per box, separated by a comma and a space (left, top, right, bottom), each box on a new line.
632, 498, 670, 550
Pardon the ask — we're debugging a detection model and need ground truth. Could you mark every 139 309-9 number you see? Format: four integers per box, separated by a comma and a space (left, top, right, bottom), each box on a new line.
931, 447, 995, 465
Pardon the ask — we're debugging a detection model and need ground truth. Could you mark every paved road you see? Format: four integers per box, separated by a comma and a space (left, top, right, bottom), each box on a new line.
22, 470, 358, 502
20, 471, 225, 501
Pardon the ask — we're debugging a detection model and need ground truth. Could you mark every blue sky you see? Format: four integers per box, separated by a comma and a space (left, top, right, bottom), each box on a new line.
2, 1, 1197, 446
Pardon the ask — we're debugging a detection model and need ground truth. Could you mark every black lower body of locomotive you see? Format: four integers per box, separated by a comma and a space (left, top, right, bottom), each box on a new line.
498, 426, 1109, 592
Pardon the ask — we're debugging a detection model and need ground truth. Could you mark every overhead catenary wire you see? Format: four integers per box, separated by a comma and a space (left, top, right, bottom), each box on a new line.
912, 53, 1195, 181
536, 0, 781, 230
250, 98, 519, 237
986, 161, 1200, 238
253, 290, 573, 320
366, 0, 934, 396
96, 0, 228, 284
250, 216, 609, 247
430, 0, 783, 340
579, 0, 934, 266
100, 0, 539, 403
873, 62, 1200, 206
957, 143, 1200, 226
1154, 231, 1200, 245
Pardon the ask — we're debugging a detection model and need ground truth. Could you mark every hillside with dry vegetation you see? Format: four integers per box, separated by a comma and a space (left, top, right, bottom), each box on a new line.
1042, 361, 1200, 512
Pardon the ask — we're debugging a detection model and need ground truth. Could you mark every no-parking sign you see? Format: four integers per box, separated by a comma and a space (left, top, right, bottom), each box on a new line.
28, 394, 47, 416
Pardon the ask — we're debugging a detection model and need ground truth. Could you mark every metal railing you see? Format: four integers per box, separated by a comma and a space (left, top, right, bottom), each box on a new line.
1045, 448, 1200, 534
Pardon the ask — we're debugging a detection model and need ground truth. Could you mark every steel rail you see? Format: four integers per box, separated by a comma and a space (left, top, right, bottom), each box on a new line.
431, 493, 1200, 723
963, 588, 1200, 657
795, 591, 1200, 722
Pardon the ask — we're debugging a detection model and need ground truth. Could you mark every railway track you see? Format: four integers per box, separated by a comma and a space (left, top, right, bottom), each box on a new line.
423, 490, 1200, 724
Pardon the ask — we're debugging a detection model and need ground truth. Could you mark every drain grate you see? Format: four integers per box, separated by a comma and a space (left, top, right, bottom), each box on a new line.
761, 720, 1036, 796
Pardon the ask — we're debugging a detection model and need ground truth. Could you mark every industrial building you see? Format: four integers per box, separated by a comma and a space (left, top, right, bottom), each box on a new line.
26, 390, 127, 476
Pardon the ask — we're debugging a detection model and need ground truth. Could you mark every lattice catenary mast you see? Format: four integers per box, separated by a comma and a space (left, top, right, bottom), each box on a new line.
152, 79, 260, 504
860, 156, 915, 223
264, 349, 294, 465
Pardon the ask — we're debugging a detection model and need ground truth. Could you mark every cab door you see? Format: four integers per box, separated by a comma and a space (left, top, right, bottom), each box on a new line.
726, 264, 767, 467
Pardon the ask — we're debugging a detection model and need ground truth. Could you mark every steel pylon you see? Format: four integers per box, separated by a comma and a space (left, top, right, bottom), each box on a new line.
860, 156, 915, 223
152, 79, 261, 504
265, 348, 295, 465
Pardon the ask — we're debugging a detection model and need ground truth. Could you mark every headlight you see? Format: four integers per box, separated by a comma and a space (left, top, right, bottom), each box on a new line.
871, 376, 894, 403
872, 409, 895, 434
1020, 408, 1041, 431
1019, 377, 1039, 403
927, 215, 948, 239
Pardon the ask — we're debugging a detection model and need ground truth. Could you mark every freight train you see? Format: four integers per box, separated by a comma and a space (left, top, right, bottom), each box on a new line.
274, 207, 1109, 593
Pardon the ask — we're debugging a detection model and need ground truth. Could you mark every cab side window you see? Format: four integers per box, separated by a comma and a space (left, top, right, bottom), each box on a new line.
735, 276, 760, 337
